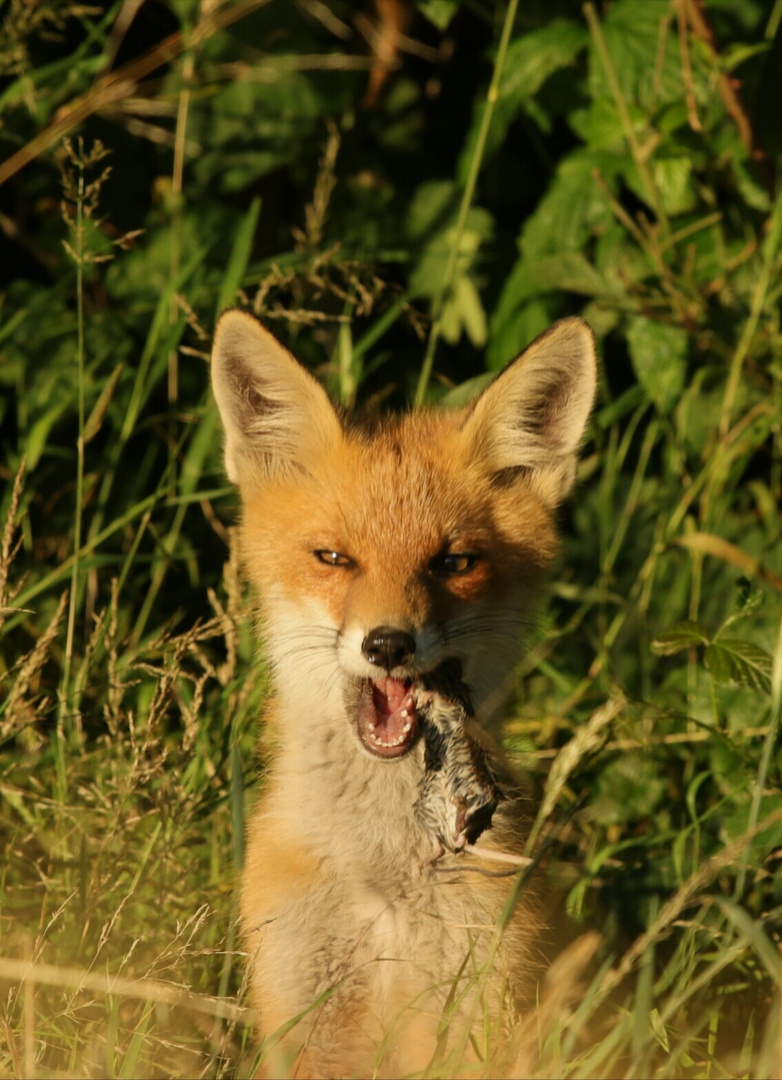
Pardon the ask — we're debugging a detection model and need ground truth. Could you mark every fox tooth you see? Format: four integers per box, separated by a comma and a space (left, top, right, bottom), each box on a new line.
403, 723, 411, 733
400, 709, 409, 718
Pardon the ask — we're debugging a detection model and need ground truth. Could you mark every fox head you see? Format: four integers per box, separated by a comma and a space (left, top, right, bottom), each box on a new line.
212, 310, 595, 760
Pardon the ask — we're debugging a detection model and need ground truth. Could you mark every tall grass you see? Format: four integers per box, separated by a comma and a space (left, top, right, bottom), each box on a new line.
1, 0, 781, 1076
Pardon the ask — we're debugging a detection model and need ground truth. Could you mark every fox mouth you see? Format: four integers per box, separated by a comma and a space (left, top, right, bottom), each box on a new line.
357, 676, 419, 759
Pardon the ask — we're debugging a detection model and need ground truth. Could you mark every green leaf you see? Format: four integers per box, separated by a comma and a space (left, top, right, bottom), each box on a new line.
712, 897, 782, 985
441, 275, 487, 347
407, 181, 458, 241
26, 402, 70, 471
591, 753, 667, 825
735, 576, 764, 617
216, 196, 261, 318
409, 214, 492, 299
439, 372, 493, 409
589, 1, 699, 111
720, 41, 771, 74
407, 190, 492, 348
417, 0, 458, 31
569, 98, 644, 150
720, 795, 782, 864
730, 152, 772, 212
499, 251, 608, 305
408, 184, 493, 351
651, 621, 711, 656
457, 21, 588, 183
83, 363, 124, 445
719, 576, 766, 635
651, 156, 697, 216
488, 297, 554, 372
500, 20, 588, 104
519, 149, 621, 260
626, 317, 688, 414
488, 244, 617, 371
704, 640, 773, 695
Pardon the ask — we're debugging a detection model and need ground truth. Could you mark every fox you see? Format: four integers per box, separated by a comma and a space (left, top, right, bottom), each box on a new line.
210, 309, 596, 1079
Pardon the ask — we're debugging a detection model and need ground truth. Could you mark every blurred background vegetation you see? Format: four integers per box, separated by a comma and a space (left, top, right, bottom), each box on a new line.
1, 0, 782, 1075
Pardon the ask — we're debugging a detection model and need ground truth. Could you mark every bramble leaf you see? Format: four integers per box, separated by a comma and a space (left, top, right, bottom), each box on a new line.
651, 621, 710, 656
626, 317, 688, 415
704, 640, 773, 695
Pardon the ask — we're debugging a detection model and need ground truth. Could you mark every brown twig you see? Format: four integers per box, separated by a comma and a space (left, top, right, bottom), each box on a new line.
675, 0, 702, 132
0, 0, 273, 188
684, 0, 760, 159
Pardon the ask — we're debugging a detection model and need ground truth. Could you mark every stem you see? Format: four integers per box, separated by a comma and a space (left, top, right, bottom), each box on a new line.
413, 0, 521, 407
734, 609, 782, 898
168, 47, 194, 497
718, 192, 782, 439
58, 139, 87, 792
583, 2, 669, 238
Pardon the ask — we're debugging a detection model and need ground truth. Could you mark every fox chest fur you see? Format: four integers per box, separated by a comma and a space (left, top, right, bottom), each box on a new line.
211, 310, 596, 1078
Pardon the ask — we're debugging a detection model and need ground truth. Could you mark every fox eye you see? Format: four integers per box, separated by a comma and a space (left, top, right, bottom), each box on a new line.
314, 549, 354, 568
430, 553, 480, 576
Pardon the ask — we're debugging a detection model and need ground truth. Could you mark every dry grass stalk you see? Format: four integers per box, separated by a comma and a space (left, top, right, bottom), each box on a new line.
0, 458, 28, 634
2, 592, 69, 742
0, 955, 254, 1023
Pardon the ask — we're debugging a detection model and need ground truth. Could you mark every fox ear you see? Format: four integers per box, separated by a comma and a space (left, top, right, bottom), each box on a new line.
211, 310, 341, 486
462, 318, 596, 506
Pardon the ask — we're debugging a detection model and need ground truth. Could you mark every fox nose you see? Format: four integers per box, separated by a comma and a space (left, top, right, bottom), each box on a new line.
362, 627, 416, 672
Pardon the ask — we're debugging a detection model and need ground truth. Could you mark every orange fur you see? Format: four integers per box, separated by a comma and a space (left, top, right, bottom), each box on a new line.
211, 311, 596, 1078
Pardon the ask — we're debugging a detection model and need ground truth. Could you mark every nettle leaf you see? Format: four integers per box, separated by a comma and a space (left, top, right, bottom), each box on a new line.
589, 0, 706, 111
622, 152, 698, 218
495, 251, 610, 308
704, 640, 773, 695
594, 222, 648, 292
656, 101, 690, 136
651, 156, 698, 216
519, 148, 621, 260
499, 20, 588, 103
487, 249, 613, 370
569, 98, 644, 150
457, 20, 588, 182
626, 317, 688, 414
651, 621, 710, 656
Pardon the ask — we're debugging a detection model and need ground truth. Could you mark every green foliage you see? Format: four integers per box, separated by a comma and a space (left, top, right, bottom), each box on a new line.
1, 0, 781, 1076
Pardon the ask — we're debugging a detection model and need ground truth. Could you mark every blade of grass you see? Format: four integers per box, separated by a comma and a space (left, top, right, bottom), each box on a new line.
734, 608, 782, 898
216, 197, 262, 319
414, 0, 521, 406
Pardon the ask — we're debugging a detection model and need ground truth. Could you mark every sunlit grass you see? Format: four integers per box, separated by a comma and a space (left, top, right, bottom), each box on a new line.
1, 0, 781, 1076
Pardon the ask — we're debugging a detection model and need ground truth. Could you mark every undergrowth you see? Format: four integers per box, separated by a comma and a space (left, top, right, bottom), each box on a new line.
1, 0, 781, 1076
